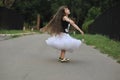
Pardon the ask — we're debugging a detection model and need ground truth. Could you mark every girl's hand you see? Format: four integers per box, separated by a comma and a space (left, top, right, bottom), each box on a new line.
40, 26, 47, 32
80, 31, 84, 35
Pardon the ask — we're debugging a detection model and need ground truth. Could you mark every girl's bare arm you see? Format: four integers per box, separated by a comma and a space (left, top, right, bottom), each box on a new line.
63, 16, 84, 35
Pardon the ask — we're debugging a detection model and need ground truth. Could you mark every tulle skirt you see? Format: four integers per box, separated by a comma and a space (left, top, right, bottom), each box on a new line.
46, 33, 82, 52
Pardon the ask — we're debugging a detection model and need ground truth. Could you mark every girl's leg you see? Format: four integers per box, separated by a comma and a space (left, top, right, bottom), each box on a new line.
60, 50, 66, 59
59, 50, 69, 62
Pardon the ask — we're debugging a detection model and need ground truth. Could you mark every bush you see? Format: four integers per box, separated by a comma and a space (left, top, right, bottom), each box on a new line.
82, 19, 94, 33
82, 7, 101, 33
86, 7, 101, 21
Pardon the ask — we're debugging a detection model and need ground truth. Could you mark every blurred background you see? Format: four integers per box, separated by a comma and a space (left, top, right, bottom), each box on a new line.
0, 0, 120, 40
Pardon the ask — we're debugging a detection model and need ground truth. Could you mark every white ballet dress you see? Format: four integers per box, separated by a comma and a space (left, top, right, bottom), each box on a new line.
46, 20, 82, 52
46, 33, 81, 52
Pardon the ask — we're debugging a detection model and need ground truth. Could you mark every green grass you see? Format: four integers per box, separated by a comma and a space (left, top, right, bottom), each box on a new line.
72, 34, 120, 63
0, 29, 42, 34
0, 30, 41, 39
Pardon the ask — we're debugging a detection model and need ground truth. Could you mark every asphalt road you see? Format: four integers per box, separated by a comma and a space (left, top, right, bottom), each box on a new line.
0, 34, 120, 80
0, 36, 11, 41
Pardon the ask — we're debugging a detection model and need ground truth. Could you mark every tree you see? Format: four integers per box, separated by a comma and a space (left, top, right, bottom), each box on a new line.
3, 0, 16, 8
12, 0, 51, 29
9, 0, 120, 28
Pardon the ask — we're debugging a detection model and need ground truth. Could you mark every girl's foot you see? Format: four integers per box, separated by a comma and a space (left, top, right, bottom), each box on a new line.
59, 57, 70, 62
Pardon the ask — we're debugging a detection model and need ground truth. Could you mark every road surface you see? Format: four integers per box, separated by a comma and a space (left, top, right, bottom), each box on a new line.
0, 34, 120, 80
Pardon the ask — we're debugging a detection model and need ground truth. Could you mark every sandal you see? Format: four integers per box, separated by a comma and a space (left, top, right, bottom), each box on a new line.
59, 57, 70, 62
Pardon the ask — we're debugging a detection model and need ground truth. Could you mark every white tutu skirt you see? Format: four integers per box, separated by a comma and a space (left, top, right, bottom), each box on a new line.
46, 33, 82, 52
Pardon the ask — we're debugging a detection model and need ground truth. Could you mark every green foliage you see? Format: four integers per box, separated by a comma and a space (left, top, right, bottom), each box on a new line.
50, 0, 70, 14
0, 0, 4, 7
13, 0, 51, 25
0, 0, 16, 8
0, 30, 24, 34
86, 7, 101, 21
82, 7, 101, 32
2, 0, 118, 27
82, 19, 94, 33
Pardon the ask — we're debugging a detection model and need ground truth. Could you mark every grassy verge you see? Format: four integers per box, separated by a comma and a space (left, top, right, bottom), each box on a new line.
0, 30, 30, 34
0, 30, 41, 39
0, 30, 42, 34
72, 34, 120, 63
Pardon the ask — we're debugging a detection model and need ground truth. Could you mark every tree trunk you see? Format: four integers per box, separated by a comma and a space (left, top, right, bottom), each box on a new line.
36, 14, 40, 30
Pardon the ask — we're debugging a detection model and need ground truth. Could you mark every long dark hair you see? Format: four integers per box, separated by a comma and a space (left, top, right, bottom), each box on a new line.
42, 6, 68, 35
